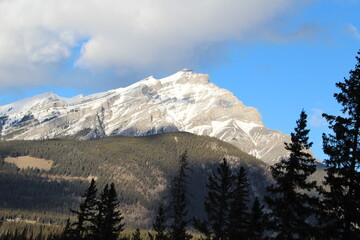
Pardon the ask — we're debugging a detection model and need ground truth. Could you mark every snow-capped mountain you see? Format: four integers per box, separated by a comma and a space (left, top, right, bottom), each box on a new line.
0, 70, 290, 164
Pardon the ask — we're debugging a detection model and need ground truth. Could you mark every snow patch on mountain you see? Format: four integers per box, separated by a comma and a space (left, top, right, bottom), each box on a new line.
0, 70, 290, 164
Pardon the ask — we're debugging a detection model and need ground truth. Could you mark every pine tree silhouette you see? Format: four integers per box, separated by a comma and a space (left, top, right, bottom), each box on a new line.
321, 50, 360, 239
266, 110, 318, 240
247, 197, 266, 240
227, 167, 250, 240
70, 178, 98, 239
168, 151, 192, 240
92, 183, 125, 240
148, 203, 169, 240
204, 158, 233, 240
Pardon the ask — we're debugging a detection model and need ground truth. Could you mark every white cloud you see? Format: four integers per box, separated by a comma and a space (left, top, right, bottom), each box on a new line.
309, 108, 326, 127
0, 0, 309, 90
345, 24, 360, 39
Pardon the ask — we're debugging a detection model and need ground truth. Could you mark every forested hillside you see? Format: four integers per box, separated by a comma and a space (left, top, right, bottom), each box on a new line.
0, 132, 270, 229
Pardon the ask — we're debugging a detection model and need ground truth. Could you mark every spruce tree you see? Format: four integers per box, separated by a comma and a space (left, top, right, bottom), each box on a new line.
204, 158, 233, 240
321, 50, 360, 239
227, 167, 249, 240
93, 183, 125, 240
168, 151, 192, 240
247, 197, 266, 240
70, 178, 98, 239
148, 203, 168, 240
265, 110, 317, 240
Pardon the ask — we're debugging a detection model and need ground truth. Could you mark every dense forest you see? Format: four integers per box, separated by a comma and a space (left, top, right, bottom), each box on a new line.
0, 132, 271, 231
1, 50, 359, 239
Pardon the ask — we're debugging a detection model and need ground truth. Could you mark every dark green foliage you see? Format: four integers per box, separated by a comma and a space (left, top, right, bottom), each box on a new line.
0, 132, 269, 228
266, 110, 318, 240
148, 204, 168, 240
198, 160, 252, 240
168, 152, 192, 240
227, 167, 250, 240
60, 181, 125, 240
0, 172, 84, 214
247, 197, 266, 240
70, 178, 98, 239
204, 158, 233, 240
321, 50, 360, 239
0, 132, 272, 238
93, 183, 125, 240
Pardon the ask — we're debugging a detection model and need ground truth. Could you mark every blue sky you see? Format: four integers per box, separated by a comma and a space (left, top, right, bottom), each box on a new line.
0, 0, 359, 161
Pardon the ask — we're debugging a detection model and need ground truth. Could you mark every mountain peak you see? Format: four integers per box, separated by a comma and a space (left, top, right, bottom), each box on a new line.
25, 91, 60, 102
159, 70, 210, 85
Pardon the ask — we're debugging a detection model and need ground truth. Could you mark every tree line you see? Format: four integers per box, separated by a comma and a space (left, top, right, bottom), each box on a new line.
0, 126, 264, 222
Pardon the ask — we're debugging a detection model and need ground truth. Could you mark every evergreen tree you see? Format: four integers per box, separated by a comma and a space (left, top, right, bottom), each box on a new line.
227, 167, 249, 240
247, 197, 266, 240
204, 158, 233, 240
148, 203, 169, 240
265, 110, 317, 240
168, 151, 192, 240
321, 50, 360, 239
132, 228, 141, 240
92, 183, 125, 240
70, 178, 98, 239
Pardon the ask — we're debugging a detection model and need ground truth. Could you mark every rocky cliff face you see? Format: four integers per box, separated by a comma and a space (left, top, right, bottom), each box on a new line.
0, 70, 290, 164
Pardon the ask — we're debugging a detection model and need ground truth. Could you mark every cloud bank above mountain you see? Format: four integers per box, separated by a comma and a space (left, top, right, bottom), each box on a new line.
0, 0, 310, 90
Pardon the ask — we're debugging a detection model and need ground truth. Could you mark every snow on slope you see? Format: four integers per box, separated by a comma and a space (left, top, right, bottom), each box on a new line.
0, 70, 290, 164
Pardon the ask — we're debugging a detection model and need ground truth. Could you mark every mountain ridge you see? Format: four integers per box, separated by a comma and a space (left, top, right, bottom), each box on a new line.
0, 70, 290, 164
